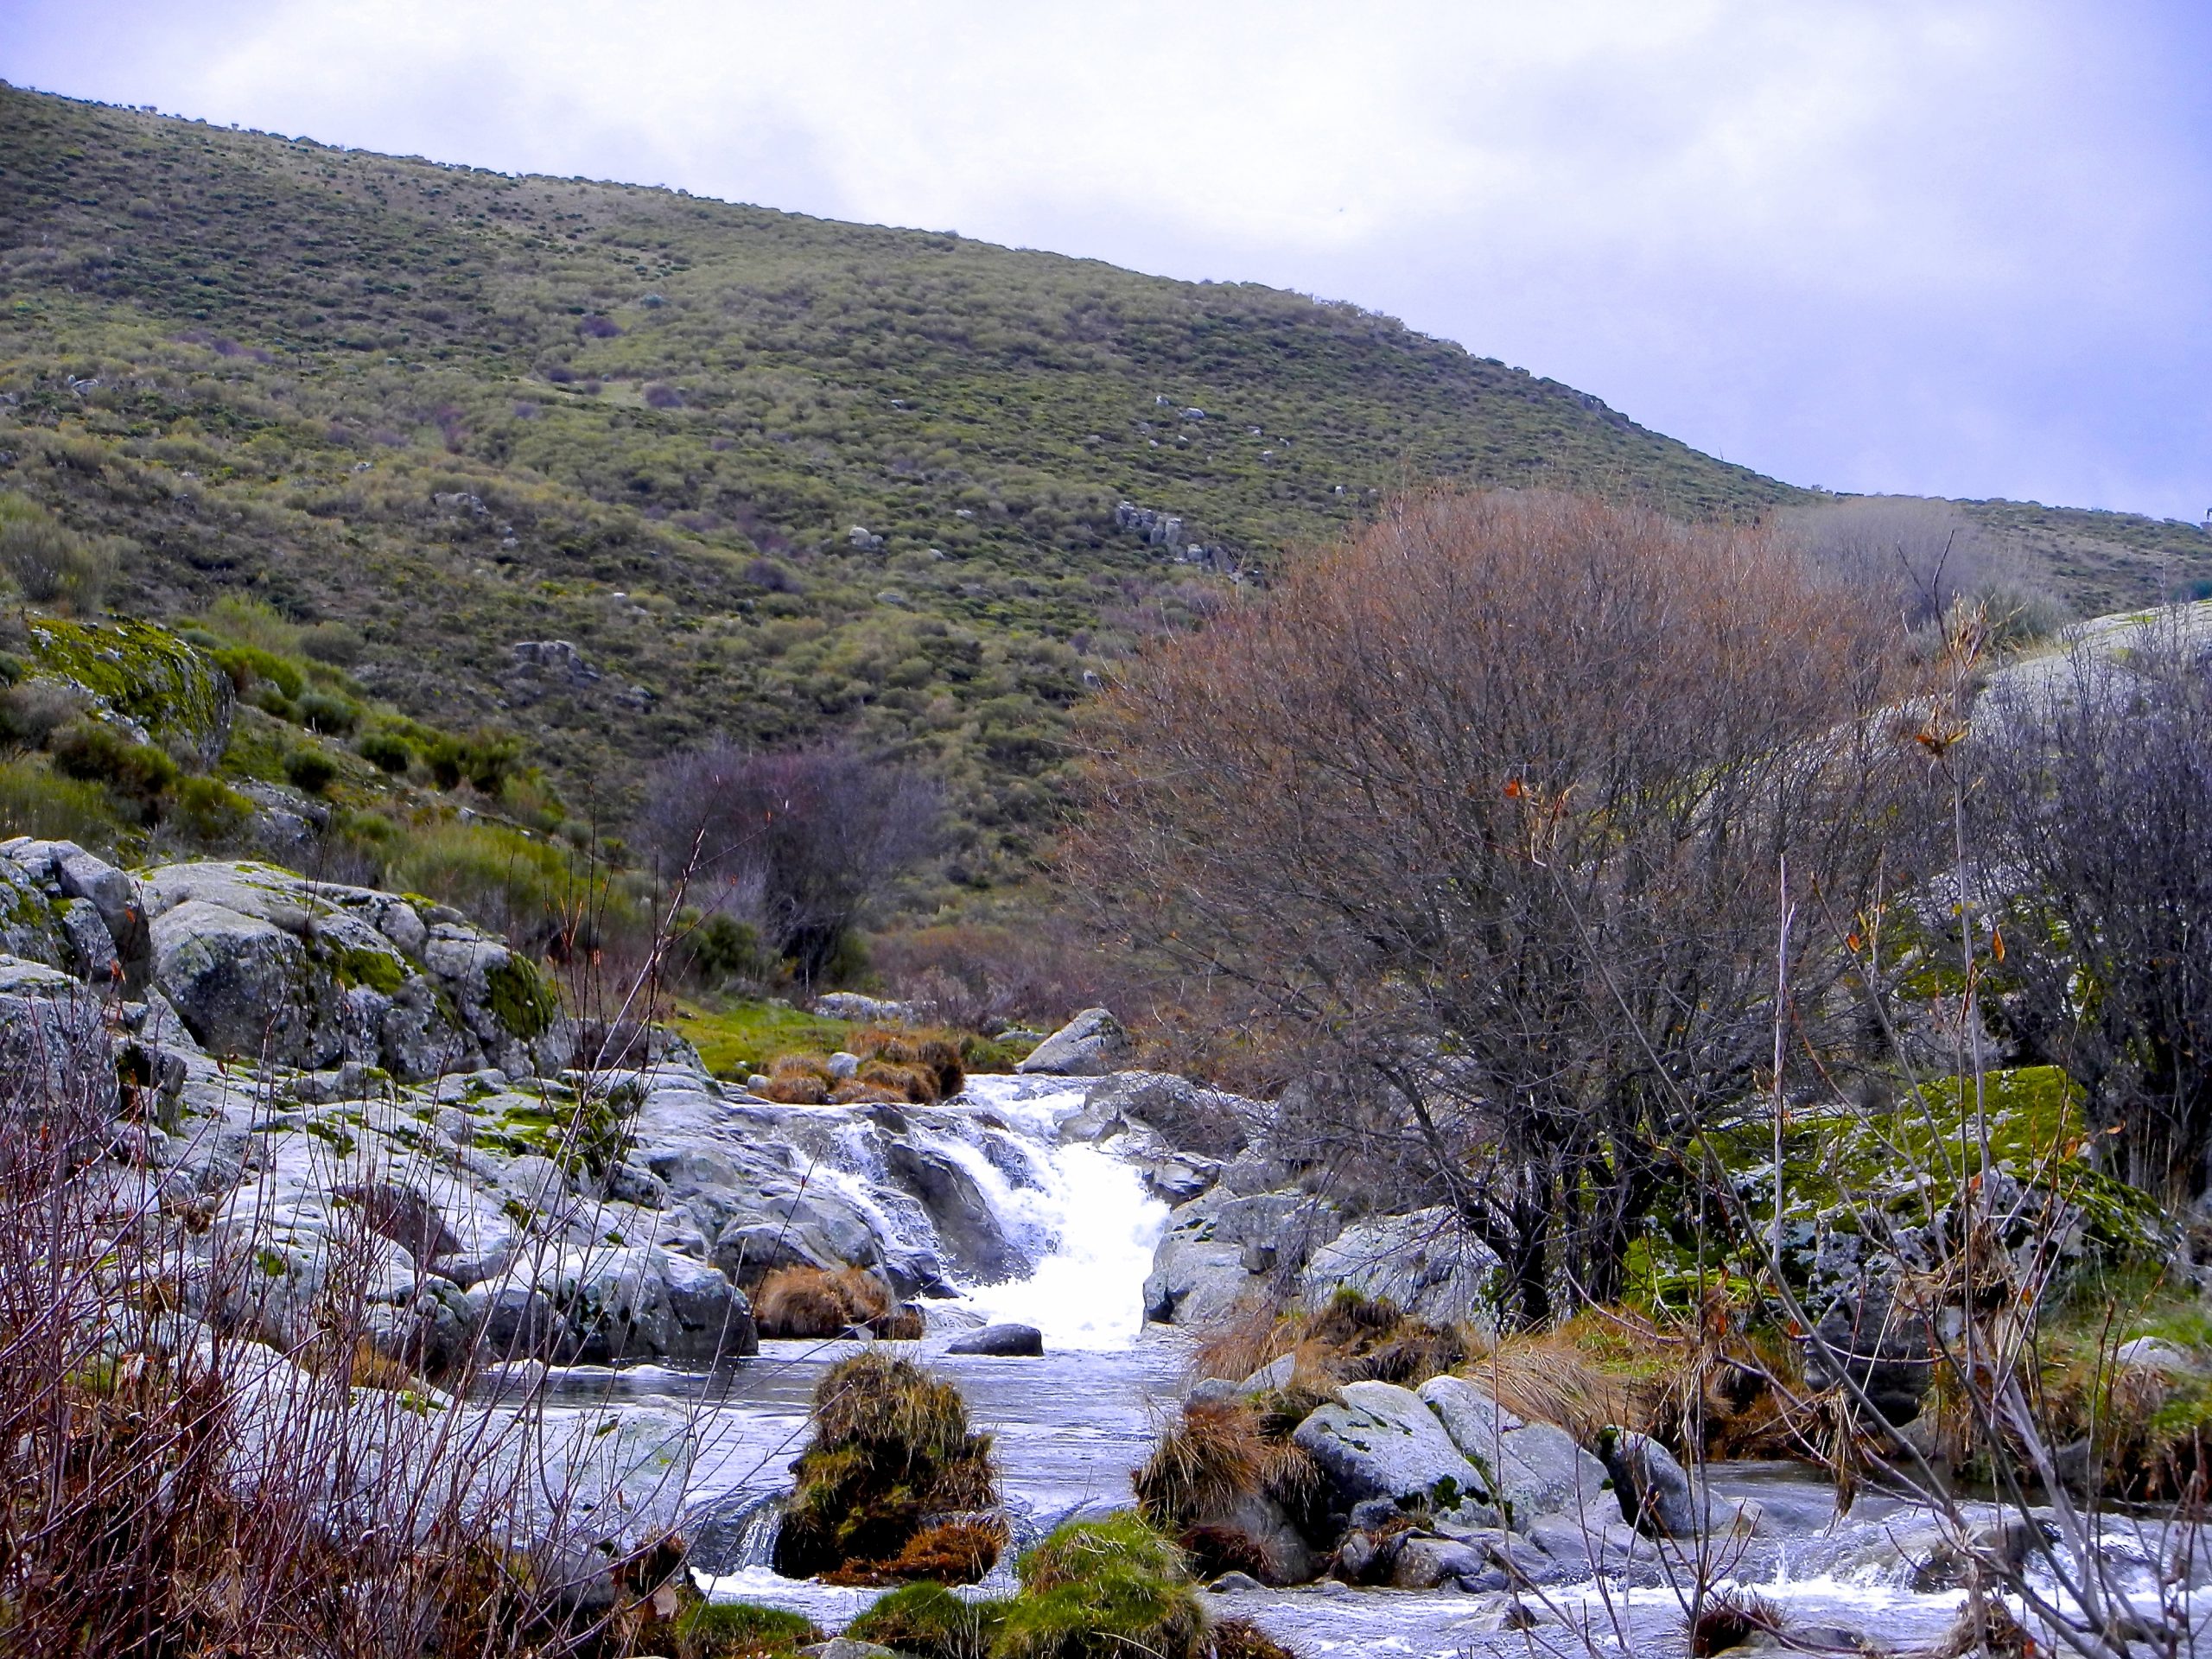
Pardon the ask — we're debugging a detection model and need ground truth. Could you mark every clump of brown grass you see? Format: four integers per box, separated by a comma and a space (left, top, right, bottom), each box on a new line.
1205, 1617, 1301, 1659
854, 1027, 968, 1101
754, 1266, 896, 1338
823, 1516, 1010, 1586
761, 1053, 832, 1104
1191, 1291, 1467, 1396
1133, 1399, 1324, 1585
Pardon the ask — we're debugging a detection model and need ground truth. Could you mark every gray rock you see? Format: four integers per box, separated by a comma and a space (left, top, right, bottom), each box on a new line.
1390, 1535, 1487, 1590
1015, 1007, 1132, 1077
1241, 1353, 1298, 1393
1084, 1071, 1251, 1157
1206, 1572, 1264, 1593
886, 1141, 1025, 1281
1596, 1430, 1697, 1538
1302, 1207, 1500, 1332
1418, 1374, 1524, 1463
2115, 1336, 2201, 1375
1144, 1185, 1347, 1325
1487, 1421, 1613, 1529
1292, 1380, 1488, 1514
946, 1322, 1043, 1357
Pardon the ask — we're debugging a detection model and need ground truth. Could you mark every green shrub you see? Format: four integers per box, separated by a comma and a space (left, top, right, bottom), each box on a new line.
282, 747, 340, 795
358, 729, 414, 773
849, 1582, 999, 1659
170, 774, 254, 842
212, 645, 307, 702
297, 690, 360, 735
49, 719, 178, 809
381, 817, 643, 949
0, 493, 114, 612
0, 758, 124, 851
682, 911, 766, 987
299, 621, 365, 665
671, 1600, 821, 1659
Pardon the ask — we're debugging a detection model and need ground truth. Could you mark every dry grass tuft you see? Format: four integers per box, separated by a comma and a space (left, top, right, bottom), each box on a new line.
754, 1265, 898, 1338
1686, 1587, 1788, 1656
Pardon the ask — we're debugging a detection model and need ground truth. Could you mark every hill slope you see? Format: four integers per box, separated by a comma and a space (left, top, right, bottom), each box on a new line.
0, 83, 1805, 879
3, 83, 2206, 880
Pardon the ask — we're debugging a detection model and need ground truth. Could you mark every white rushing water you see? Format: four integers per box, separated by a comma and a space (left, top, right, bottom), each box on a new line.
938, 1076, 1170, 1349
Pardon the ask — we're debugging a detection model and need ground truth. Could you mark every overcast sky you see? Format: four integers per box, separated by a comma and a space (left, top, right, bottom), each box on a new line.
7, 1, 2207, 520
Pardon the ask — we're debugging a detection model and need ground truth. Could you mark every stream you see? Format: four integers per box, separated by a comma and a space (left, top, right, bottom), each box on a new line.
530, 1075, 2202, 1656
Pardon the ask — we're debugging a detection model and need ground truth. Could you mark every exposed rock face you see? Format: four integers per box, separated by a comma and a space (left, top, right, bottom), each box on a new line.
1301, 1207, 1501, 1334
20, 613, 235, 769
1596, 1430, 1699, 1539
1015, 1007, 1133, 1077
1085, 1071, 1252, 1159
1803, 1283, 1935, 1426
1143, 1185, 1346, 1326
137, 861, 572, 1081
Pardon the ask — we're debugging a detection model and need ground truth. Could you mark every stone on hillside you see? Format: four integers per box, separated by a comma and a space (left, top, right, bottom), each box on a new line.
21, 613, 235, 769
1302, 1207, 1500, 1333
946, 1321, 1043, 1356
1292, 1379, 1490, 1516
138, 861, 572, 1081
1015, 1007, 1132, 1077
814, 990, 913, 1023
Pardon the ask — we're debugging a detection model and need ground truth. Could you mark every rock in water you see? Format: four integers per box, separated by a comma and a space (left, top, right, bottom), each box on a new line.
1292, 1379, 1490, 1516
1596, 1429, 1698, 1538
1014, 1007, 1133, 1076
946, 1322, 1044, 1356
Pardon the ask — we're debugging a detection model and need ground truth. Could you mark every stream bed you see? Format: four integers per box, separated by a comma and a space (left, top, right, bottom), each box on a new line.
529, 1075, 2200, 1656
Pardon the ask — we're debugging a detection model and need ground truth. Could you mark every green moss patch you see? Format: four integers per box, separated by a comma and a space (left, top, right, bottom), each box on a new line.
484, 952, 558, 1039
22, 613, 232, 762
671, 1600, 821, 1659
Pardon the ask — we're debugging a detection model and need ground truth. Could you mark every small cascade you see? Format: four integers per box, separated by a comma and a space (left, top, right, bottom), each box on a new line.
758, 1071, 1173, 1349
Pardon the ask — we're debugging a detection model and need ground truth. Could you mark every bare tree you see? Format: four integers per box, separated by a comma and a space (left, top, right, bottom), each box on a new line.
1071, 490, 1929, 1327
1980, 615, 2212, 1205
645, 740, 941, 985
1783, 495, 2060, 640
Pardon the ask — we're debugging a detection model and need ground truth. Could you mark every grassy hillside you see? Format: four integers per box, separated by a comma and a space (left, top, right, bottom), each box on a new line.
0, 82, 1807, 884
2, 82, 2205, 887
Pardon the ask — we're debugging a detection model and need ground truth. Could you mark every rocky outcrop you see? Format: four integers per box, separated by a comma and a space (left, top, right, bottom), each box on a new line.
1292, 1380, 1493, 1524
1085, 1071, 1252, 1159
140, 861, 573, 1082
1301, 1208, 1501, 1335
1015, 1007, 1132, 1077
1143, 1185, 1346, 1326
20, 613, 235, 769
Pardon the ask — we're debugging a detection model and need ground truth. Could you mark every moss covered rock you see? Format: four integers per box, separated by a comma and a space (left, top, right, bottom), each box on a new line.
772, 1350, 1001, 1582
20, 614, 234, 769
